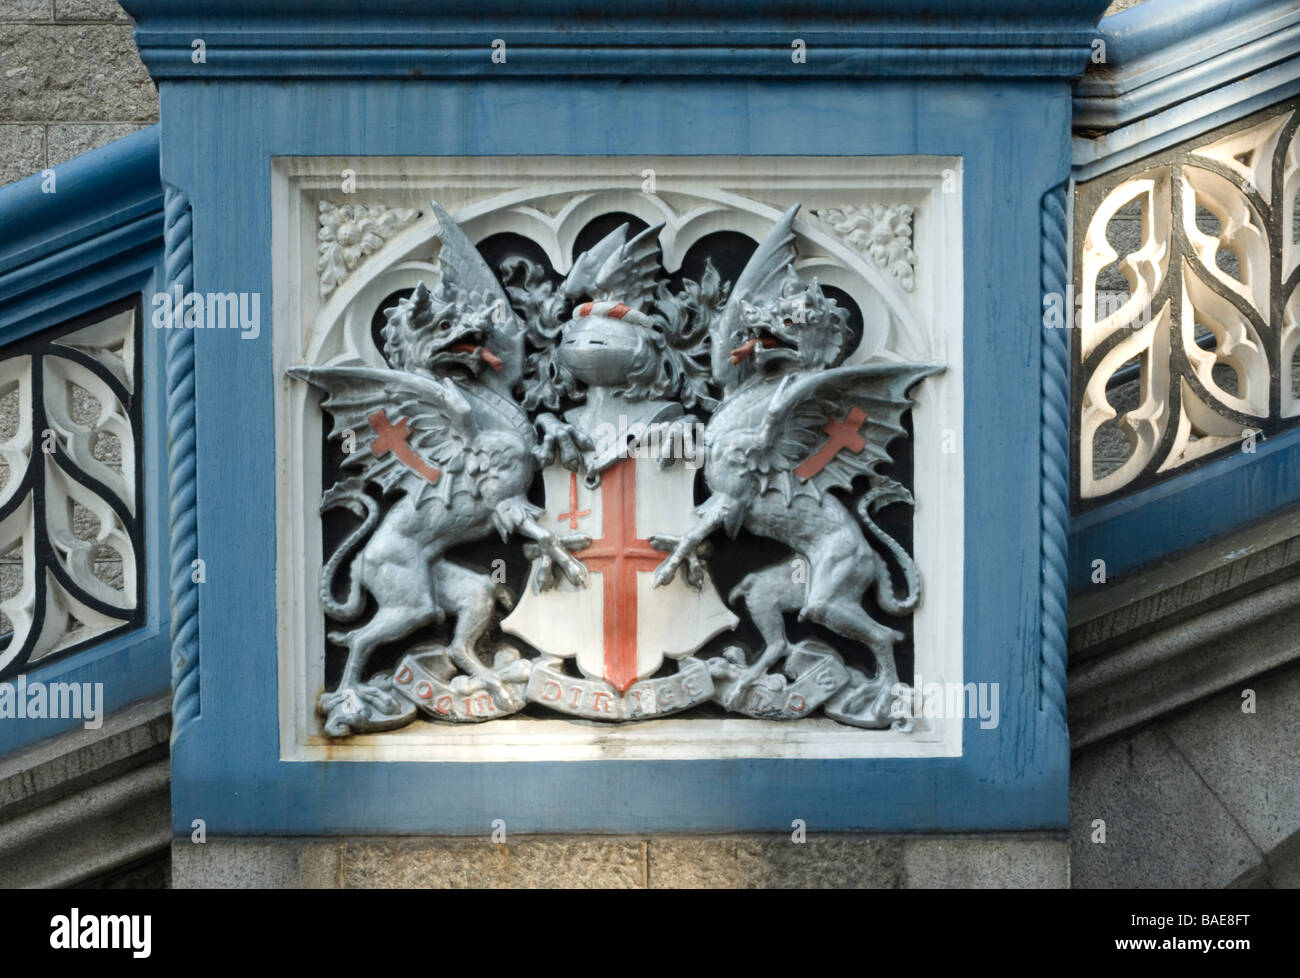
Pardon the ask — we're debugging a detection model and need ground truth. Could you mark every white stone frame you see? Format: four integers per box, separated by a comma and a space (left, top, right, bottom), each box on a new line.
272, 155, 964, 761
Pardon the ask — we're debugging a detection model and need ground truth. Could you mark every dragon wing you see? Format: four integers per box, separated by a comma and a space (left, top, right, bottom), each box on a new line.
755, 361, 943, 499
561, 222, 627, 300
429, 201, 525, 389
594, 222, 664, 307
562, 221, 665, 309
711, 204, 800, 389
287, 364, 478, 500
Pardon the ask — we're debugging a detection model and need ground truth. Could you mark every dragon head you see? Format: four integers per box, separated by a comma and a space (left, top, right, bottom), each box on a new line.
731, 269, 850, 373
380, 281, 508, 379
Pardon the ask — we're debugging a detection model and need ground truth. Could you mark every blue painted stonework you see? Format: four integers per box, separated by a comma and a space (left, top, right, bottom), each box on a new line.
1070, 426, 1300, 591
118, 0, 1111, 835
124, 0, 1110, 80
1074, 0, 1300, 179
5, 0, 1293, 832
0, 129, 172, 755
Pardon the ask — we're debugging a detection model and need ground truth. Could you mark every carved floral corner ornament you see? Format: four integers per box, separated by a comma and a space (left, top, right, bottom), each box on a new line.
288, 201, 943, 737
814, 204, 917, 292
317, 201, 420, 299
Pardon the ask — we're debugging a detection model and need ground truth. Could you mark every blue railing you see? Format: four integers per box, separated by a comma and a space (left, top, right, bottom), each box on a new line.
0, 128, 170, 755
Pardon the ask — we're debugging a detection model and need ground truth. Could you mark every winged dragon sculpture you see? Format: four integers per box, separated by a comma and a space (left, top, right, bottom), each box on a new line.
288, 205, 590, 735
652, 206, 942, 727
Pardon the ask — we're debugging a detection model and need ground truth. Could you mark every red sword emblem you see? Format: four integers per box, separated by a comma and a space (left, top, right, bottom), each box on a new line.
557, 471, 591, 529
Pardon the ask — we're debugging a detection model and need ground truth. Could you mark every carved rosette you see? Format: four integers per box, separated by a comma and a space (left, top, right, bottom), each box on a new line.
814, 204, 917, 292
317, 201, 420, 298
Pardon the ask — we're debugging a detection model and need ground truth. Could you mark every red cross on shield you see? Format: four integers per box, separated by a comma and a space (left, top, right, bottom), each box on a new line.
502, 455, 737, 691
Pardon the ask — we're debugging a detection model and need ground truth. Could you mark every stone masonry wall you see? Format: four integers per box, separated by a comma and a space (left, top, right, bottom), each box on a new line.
0, 0, 157, 186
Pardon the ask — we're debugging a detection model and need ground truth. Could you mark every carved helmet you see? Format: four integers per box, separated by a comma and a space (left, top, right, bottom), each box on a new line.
556, 223, 665, 387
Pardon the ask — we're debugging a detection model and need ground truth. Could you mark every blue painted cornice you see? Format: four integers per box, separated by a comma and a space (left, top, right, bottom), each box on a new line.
0, 126, 163, 340
119, 0, 1113, 80
0, 126, 161, 281
1075, 0, 1300, 132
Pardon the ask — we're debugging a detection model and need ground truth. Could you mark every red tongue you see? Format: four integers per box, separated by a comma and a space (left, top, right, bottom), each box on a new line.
729, 336, 780, 365
450, 344, 503, 372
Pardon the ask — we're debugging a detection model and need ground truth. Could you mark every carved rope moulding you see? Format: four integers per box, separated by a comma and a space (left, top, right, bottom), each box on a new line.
274, 157, 964, 761
1074, 99, 1300, 505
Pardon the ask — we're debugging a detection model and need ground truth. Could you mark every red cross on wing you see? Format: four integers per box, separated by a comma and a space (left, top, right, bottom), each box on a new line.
756, 362, 944, 500
286, 364, 478, 500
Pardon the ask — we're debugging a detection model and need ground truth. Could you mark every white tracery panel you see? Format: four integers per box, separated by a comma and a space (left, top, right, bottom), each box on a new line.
0, 302, 142, 677
1075, 101, 1300, 503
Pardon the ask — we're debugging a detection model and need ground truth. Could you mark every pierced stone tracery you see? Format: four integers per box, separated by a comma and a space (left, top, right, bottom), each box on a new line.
0, 300, 143, 678
1074, 101, 1300, 504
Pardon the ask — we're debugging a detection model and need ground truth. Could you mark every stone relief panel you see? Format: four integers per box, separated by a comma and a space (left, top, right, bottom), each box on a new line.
1073, 100, 1300, 505
274, 157, 963, 760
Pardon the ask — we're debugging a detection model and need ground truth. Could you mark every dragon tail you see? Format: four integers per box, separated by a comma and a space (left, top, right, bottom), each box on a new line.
319, 478, 379, 623
856, 478, 921, 616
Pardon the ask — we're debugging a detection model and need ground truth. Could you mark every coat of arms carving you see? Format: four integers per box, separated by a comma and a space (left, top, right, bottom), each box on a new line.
288, 197, 943, 738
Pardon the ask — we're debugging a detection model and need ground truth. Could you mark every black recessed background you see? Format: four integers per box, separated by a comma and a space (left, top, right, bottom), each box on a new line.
572, 213, 651, 264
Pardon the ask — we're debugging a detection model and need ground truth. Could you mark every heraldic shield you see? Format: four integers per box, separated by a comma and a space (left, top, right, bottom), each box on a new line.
503, 454, 739, 720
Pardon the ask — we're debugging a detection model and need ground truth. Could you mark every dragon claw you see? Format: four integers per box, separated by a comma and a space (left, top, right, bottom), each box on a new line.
530, 533, 591, 591
318, 679, 414, 736
536, 414, 594, 472
561, 556, 588, 588
649, 535, 710, 590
